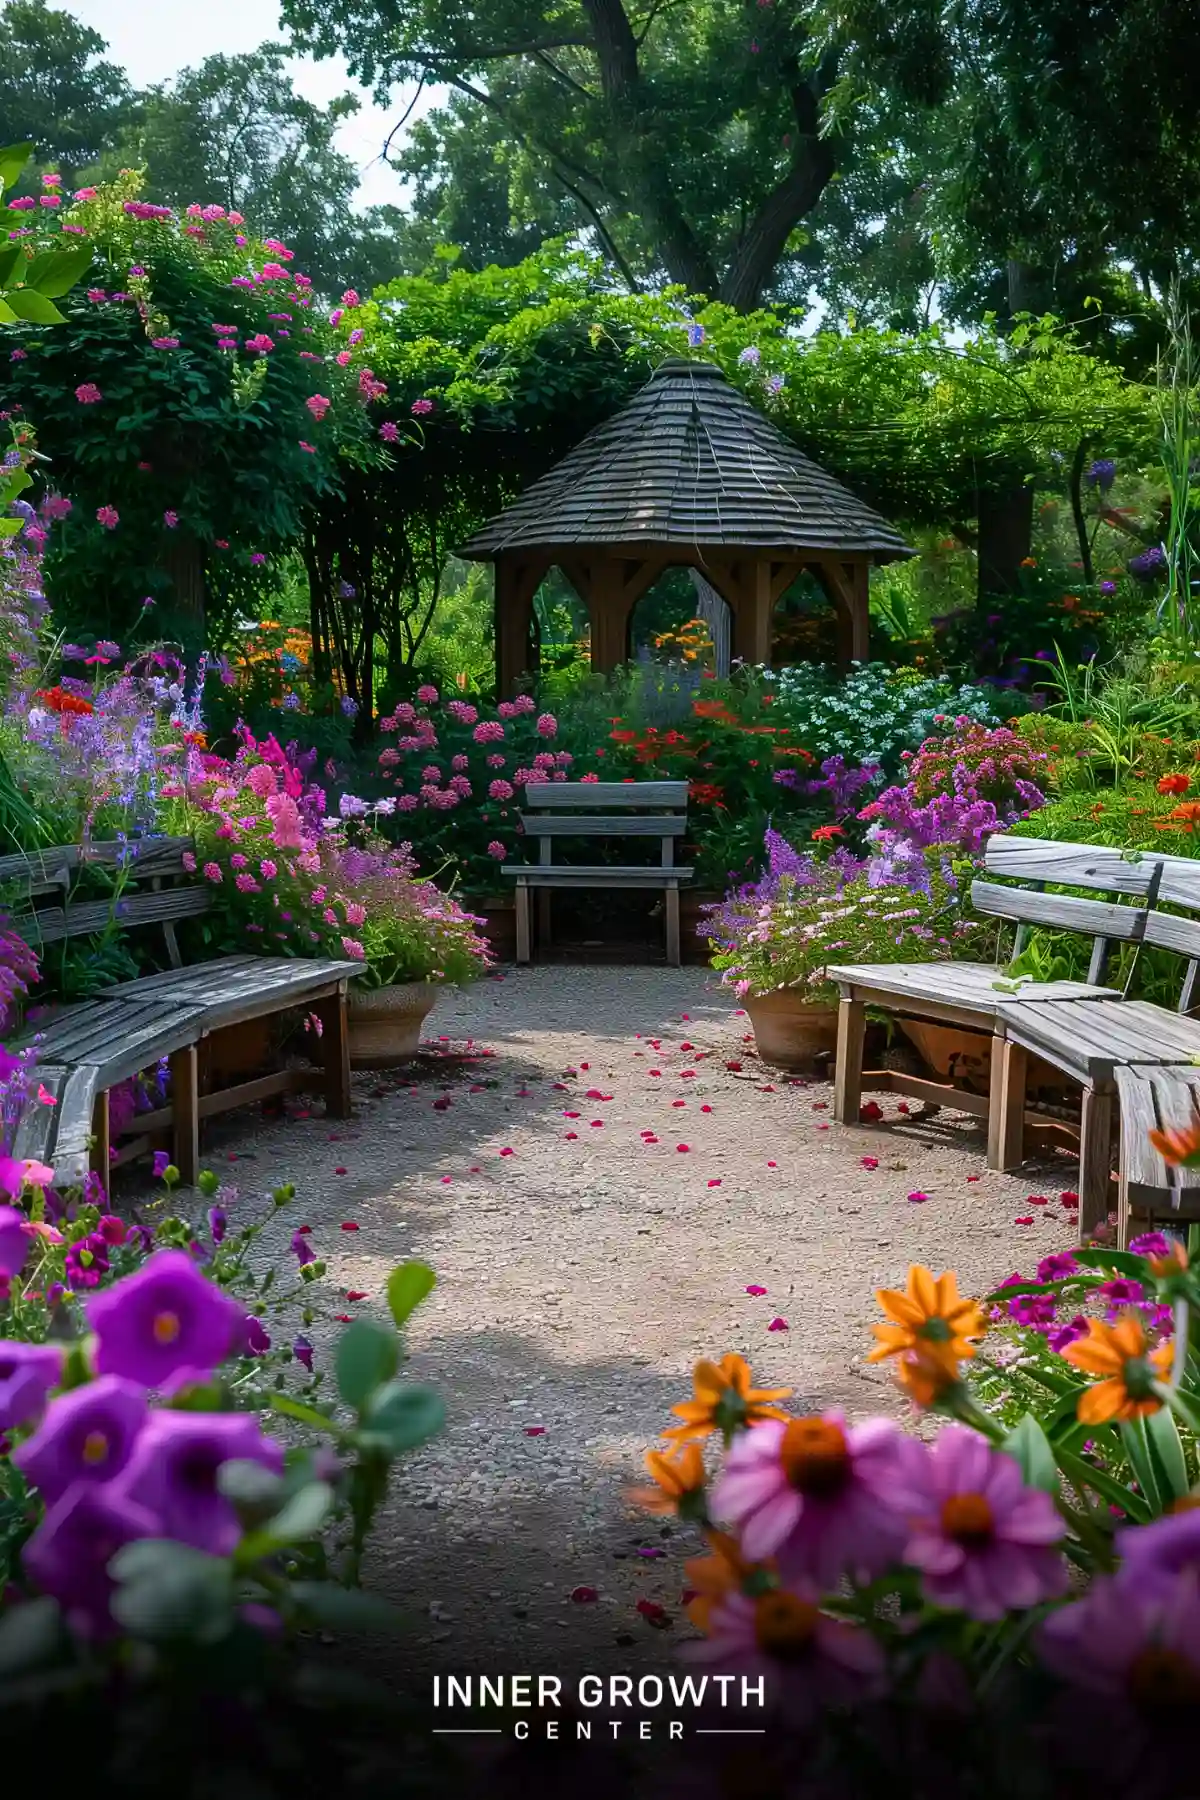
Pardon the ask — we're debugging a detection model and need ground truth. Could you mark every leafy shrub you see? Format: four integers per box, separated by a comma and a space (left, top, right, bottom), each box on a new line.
763, 662, 1001, 777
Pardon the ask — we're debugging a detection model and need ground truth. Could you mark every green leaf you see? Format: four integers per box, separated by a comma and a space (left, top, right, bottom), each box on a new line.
1054, 1446, 1154, 1524
1002, 1413, 1058, 1492
386, 1261, 436, 1330
0, 298, 16, 324
288, 1582, 401, 1632
0, 1596, 63, 1675
0, 519, 23, 539
269, 1392, 336, 1432
3, 290, 64, 325
0, 143, 33, 192
358, 1381, 445, 1456
216, 1458, 285, 1511
1075, 1249, 1148, 1280
109, 1540, 234, 1643
335, 1319, 399, 1411
1118, 1418, 1164, 1513
0, 244, 27, 289
1145, 1406, 1191, 1502
23, 246, 93, 297
238, 1480, 334, 1561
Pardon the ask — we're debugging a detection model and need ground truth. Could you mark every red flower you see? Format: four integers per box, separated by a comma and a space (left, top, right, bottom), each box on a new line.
36, 686, 93, 716
1158, 773, 1190, 796
811, 824, 845, 842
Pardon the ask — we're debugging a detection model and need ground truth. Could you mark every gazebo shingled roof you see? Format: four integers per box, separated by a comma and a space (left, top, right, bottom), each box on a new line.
459, 357, 912, 690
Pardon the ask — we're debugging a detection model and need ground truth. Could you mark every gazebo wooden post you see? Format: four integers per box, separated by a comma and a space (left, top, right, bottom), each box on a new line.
726, 557, 773, 667
818, 560, 871, 672
494, 554, 547, 694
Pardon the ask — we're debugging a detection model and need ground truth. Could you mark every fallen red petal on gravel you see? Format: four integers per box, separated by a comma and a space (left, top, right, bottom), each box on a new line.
340, 1222, 360, 1231
524, 1426, 545, 1437
861, 1156, 879, 1169
499, 1147, 514, 1156
767, 1316, 788, 1331
1015, 1216, 1034, 1225
907, 1192, 928, 1204
334, 1167, 347, 1175
746, 1285, 767, 1296
676, 1144, 690, 1152
346, 1290, 367, 1301
571, 1586, 598, 1603
707, 1179, 722, 1187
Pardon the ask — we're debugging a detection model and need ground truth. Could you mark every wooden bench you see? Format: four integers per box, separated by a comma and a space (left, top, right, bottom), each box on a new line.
6, 838, 360, 1192
1113, 1066, 1200, 1247
829, 834, 1151, 1132
502, 781, 693, 966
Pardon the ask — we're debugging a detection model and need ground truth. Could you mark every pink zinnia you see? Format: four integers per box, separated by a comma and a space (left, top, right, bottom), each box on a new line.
416, 684, 438, 703
487, 841, 507, 860
163, 510, 178, 528
305, 394, 330, 420
203, 862, 222, 883
75, 383, 102, 405
897, 1425, 1066, 1620
536, 712, 557, 738
411, 397, 434, 415
245, 334, 274, 355
711, 1413, 912, 1586
259, 860, 277, 880
235, 873, 259, 893
341, 937, 365, 959
95, 506, 118, 529
181, 851, 197, 873
229, 853, 248, 871
266, 792, 304, 849
473, 719, 505, 743
488, 779, 514, 801
379, 421, 399, 442
680, 1582, 885, 1727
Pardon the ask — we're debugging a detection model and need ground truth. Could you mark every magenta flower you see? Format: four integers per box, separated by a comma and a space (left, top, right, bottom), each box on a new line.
13, 1375, 148, 1504
151, 337, 179, 349
294, 1335, 314, 1371
163, 510, 179, 529
380, 420, 400, 442
85, 1249, 245, 1389
487, 840, 507, 859
202, 861, 222, 883
75, 382, 103, 404
341, 936, 365, 959
23, 1482, 160, 1638
245, 333, 274, 354
1036, 1252, 1079, 1282
1038, 1572, 1200, 1698
488, 778, 514, 801
896, 1425, 1066, 1619
411, 397, 434, 415
0, 1204, 29, 1277
416, 684, 439, 704
291, 1228, 317, 1266
305, 394, 330, 420
95, 505, 119, 529
536, 712, 558, 738
680, 1583, 886, 1725
1116, 1510, 1200, 1597
0, 1341, 63, 1430
113, 1410, 283, 1555
710, 1413, 912, 1585
473, 719, 505, 744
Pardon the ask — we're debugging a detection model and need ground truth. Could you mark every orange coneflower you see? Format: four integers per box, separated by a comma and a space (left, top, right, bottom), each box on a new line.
1157, 802, 1200, 834
867, 1266, 987, 1382
1148, 1119, 1200, 1170
663, 1353, 791, 1445
683, 1529, 775, 1633
1062, 1312, 1173, 1424
627, 1442, 708, 1518
892, 1340, 968, 1407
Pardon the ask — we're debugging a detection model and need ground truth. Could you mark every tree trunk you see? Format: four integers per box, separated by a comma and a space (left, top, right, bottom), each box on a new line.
719, 78, 836, 313
976, 483, 1034, 605
690, 570, 731, 676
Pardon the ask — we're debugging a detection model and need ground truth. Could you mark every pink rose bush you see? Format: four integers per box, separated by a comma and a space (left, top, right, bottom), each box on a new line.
163, 726, 489, 987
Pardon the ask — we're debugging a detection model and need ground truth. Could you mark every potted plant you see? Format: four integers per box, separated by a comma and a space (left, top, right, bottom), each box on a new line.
701, 830, 987, 1071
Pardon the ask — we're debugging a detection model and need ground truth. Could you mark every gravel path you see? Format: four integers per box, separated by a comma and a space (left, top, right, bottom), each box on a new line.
182, 965, 1080, 1680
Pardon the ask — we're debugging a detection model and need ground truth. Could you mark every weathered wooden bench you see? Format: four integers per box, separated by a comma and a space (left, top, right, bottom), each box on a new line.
502, 780, 693, 966
6, 838, 360, 1192
989, 867, 1200, 1236
1113, 1066, 1200, 1247
829, 834, 1151, 1132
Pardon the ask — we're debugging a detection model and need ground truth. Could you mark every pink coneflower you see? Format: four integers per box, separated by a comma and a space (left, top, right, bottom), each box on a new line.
1038, 1573, 1200, 1698
897, 1425, 1066, 1620
681, 1583, 886, 1727
710, 1413, 911, 1586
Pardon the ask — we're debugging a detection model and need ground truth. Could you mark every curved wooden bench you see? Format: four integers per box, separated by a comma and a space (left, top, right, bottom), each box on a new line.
8, 839, 361, 1192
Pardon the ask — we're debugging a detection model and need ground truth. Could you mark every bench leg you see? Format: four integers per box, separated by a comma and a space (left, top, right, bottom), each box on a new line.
515, 883, 532, 964
665, 883, 681, 967
1078, 1087, 1115, 1241
833, 997, 865, 1124
988, 1034, 1027, 1170
315, 989, 353, 1118
90, 1090, 111, 1200
170, 1045, 199, 1186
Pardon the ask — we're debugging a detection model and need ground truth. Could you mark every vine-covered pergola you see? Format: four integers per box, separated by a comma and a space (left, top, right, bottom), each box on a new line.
460, 358, 912, 691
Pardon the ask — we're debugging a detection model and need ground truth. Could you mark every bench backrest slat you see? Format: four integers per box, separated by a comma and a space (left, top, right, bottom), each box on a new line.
516, 814, 687, 838
983, 835, 1165, 897
522, 781, 688, 810
971, 878, 1151, 943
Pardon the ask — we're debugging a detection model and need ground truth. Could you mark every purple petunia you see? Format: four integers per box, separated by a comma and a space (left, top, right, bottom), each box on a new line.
112, 1410, 283, 1555
13, 1375, 148, 1504
22, 1482, 160, 1638
0, 1340, 63, 1430
85, 1249, 244, 1389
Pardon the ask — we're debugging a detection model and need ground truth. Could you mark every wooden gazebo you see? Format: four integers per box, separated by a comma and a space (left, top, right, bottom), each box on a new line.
459, 358, 912, 691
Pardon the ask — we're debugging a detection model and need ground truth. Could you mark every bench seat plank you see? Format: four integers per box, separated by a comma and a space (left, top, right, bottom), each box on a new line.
503, 865, 693, 887
828, 961, 1119, 1013
515, 814, 688, 837
998, 998, 1200, 1083
522, 780, 688, 808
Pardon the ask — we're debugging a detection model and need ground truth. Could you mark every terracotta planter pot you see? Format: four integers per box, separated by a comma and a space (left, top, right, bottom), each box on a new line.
899, 1020, 992, 1090
346, 981, 439, 1068
744, 990, 839, 1071
898, 1020, 1074, 1100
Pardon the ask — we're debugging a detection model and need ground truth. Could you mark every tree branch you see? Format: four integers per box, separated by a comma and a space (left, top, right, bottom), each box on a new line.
553, 170, 642, 291
719, 74, 836, 312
